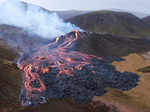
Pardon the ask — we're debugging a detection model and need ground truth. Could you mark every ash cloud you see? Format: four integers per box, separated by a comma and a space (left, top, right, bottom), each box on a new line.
0, 0, 81, 39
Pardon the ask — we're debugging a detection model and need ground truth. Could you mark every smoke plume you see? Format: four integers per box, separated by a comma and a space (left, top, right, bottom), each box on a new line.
0, 0, 81, 38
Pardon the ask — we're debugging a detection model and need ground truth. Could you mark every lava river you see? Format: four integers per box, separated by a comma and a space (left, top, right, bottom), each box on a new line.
18, 31, 139, 106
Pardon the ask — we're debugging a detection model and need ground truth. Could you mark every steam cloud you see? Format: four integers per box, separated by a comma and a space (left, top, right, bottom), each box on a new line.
0, 0, 81, 38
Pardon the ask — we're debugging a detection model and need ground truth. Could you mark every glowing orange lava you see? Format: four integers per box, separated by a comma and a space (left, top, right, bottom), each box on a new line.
19, 30, 103, 97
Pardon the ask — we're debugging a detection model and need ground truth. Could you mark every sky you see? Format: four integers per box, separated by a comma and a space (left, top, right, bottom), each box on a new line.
21, 0, 149, 14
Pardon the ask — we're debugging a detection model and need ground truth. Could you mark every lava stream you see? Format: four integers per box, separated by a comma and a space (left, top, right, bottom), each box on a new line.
19, 30, 103, 97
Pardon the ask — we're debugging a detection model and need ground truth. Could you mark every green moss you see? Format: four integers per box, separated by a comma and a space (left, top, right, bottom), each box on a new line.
107, 88, 132, 101
137, 66, 150, 73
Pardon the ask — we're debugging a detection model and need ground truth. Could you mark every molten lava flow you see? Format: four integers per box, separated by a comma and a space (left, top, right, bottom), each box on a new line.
19, 30, 103, 98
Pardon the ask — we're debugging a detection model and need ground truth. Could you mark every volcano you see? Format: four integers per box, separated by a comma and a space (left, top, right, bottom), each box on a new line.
18, 31, 139, 106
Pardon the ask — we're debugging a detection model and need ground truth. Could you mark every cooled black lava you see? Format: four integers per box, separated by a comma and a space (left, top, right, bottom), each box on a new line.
19, 31, 139, 106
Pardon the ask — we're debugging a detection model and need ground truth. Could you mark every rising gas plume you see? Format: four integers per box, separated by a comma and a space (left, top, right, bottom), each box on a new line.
0, 0, 81, 38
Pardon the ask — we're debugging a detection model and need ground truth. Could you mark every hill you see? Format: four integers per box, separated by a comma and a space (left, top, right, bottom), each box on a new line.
52, 10, 90, 20
21, 1, 89, 20
67, 10, 150, 39
74, 32, 150, 57
109, 9, 150, 18
0, 39, 22, 111
143, 16, 150, 26
0, 24, 51, 53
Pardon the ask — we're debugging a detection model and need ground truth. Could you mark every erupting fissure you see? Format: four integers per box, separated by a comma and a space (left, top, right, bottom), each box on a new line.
19, 30, 103, 99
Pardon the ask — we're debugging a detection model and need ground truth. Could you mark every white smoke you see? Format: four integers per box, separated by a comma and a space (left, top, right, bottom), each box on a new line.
0, 0, 81, 38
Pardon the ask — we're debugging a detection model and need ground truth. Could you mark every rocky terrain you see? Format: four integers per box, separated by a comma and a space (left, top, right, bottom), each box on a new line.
0, 1, 150, 112
17, 31, 139, 106
0, 25, 150, 112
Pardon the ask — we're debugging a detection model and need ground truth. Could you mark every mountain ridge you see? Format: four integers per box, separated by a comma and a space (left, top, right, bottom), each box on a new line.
67, 10, 150, 39
143, 16, 150, 26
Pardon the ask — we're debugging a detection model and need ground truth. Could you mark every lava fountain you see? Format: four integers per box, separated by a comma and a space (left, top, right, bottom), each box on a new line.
18, 30, 139, 106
